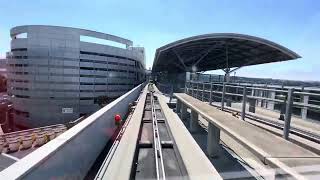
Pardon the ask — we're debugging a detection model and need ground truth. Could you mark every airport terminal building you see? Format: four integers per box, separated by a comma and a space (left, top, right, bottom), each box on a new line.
7, 25, 145, 128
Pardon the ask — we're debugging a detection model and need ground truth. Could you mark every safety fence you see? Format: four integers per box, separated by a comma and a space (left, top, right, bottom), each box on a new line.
184, 81, 320, 141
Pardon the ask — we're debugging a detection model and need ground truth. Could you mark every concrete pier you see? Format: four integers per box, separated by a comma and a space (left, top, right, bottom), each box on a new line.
248, 98, 256, 113
176, 100, 181, 114
301, 94, 309, 120
267, 91, 276, 110
190, 109, 200, 133
207, 123, 220, 157
181, 103, 188, 120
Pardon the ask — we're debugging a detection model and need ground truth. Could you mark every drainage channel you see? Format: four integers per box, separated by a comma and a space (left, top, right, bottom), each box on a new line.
131, 86, 188, 180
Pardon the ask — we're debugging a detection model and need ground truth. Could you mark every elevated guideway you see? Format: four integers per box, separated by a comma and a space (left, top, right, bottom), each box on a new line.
174, 93, 320, 179
0, 83, 223, 180
95, 84, 222, 180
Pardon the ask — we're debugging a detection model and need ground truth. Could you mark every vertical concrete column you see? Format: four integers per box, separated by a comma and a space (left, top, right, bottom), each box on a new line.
207, 123, 220, 157
184, 82, 187, 94
196, 83, 199, 99
190, 109, 200, 133
283, 88, 294, 140
226, 98, 232, 107
202, 83, 205, 101
191, 82, 194, 97
267, 91, 276, 110
301, 93, 309, 120
181, 103, 188, 120
226, 84, 231, 107
176, 100, 181, 114
241, 86, 247, 120
263, 91, 266, 108
248, 98, 256, 113
259, 90, 263, 107
235, 86, 239, 101
221, 83, 226, 110
209, 83, 213, 105
169, 85, 173, 102
251, 88, 255, 96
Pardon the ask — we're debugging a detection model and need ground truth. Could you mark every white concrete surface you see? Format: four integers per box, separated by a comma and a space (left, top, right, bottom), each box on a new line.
0, 84, 144, 180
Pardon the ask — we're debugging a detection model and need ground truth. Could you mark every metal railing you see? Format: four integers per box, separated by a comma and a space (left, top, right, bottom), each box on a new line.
185, 81, 320, 141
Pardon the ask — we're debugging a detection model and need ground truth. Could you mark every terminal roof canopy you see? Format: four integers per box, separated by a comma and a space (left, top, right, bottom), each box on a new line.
152, 33, 301, 73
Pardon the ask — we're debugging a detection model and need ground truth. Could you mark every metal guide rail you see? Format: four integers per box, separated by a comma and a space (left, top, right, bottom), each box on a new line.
131, 85, 187, 180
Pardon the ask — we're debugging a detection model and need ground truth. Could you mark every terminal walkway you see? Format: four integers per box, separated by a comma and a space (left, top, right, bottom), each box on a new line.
174, 93, 320, 179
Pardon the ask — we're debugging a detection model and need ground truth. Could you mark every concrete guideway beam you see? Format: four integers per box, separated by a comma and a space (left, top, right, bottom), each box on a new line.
154, 86, 223, 180
173, 93, 320, 179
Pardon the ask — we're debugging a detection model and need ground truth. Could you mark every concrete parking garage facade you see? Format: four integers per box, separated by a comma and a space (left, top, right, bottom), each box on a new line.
7, 25, 145, 128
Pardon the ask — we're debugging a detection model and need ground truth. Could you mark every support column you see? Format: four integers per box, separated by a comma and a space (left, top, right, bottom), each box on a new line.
176, 100, 181, 114
301, 94, 309, 120
191, 82, 194, 97
267, 91, 276, 110
226, 98, 232, 107
169, 85, 173, 102
209, 83, 213, 105
190, 109, 200, 133
283, 89, 294, 140
235, 86, 239, 101
241, 86, 247, 120
248, 98, 256, 113
259, 90, 263, 107
196, 83, 199, 99
221, 83, 226, 110
181, 103, 188, 120
207, 123, 220, 157
251, 88, 255, 96
184, 82, 187, 94
202, 83, 205, 101
279, 96, 286, 120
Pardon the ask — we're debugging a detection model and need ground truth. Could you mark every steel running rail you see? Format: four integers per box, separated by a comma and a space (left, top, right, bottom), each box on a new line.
151, 90, 167, 180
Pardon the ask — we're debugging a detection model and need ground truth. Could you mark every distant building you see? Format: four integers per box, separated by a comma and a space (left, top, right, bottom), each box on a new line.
0, 58, 7, 92
0, 58, 7, 77
7, 25, 145, 128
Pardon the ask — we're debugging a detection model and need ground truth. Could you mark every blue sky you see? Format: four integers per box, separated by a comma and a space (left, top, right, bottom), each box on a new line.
0, 0, 319, 81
